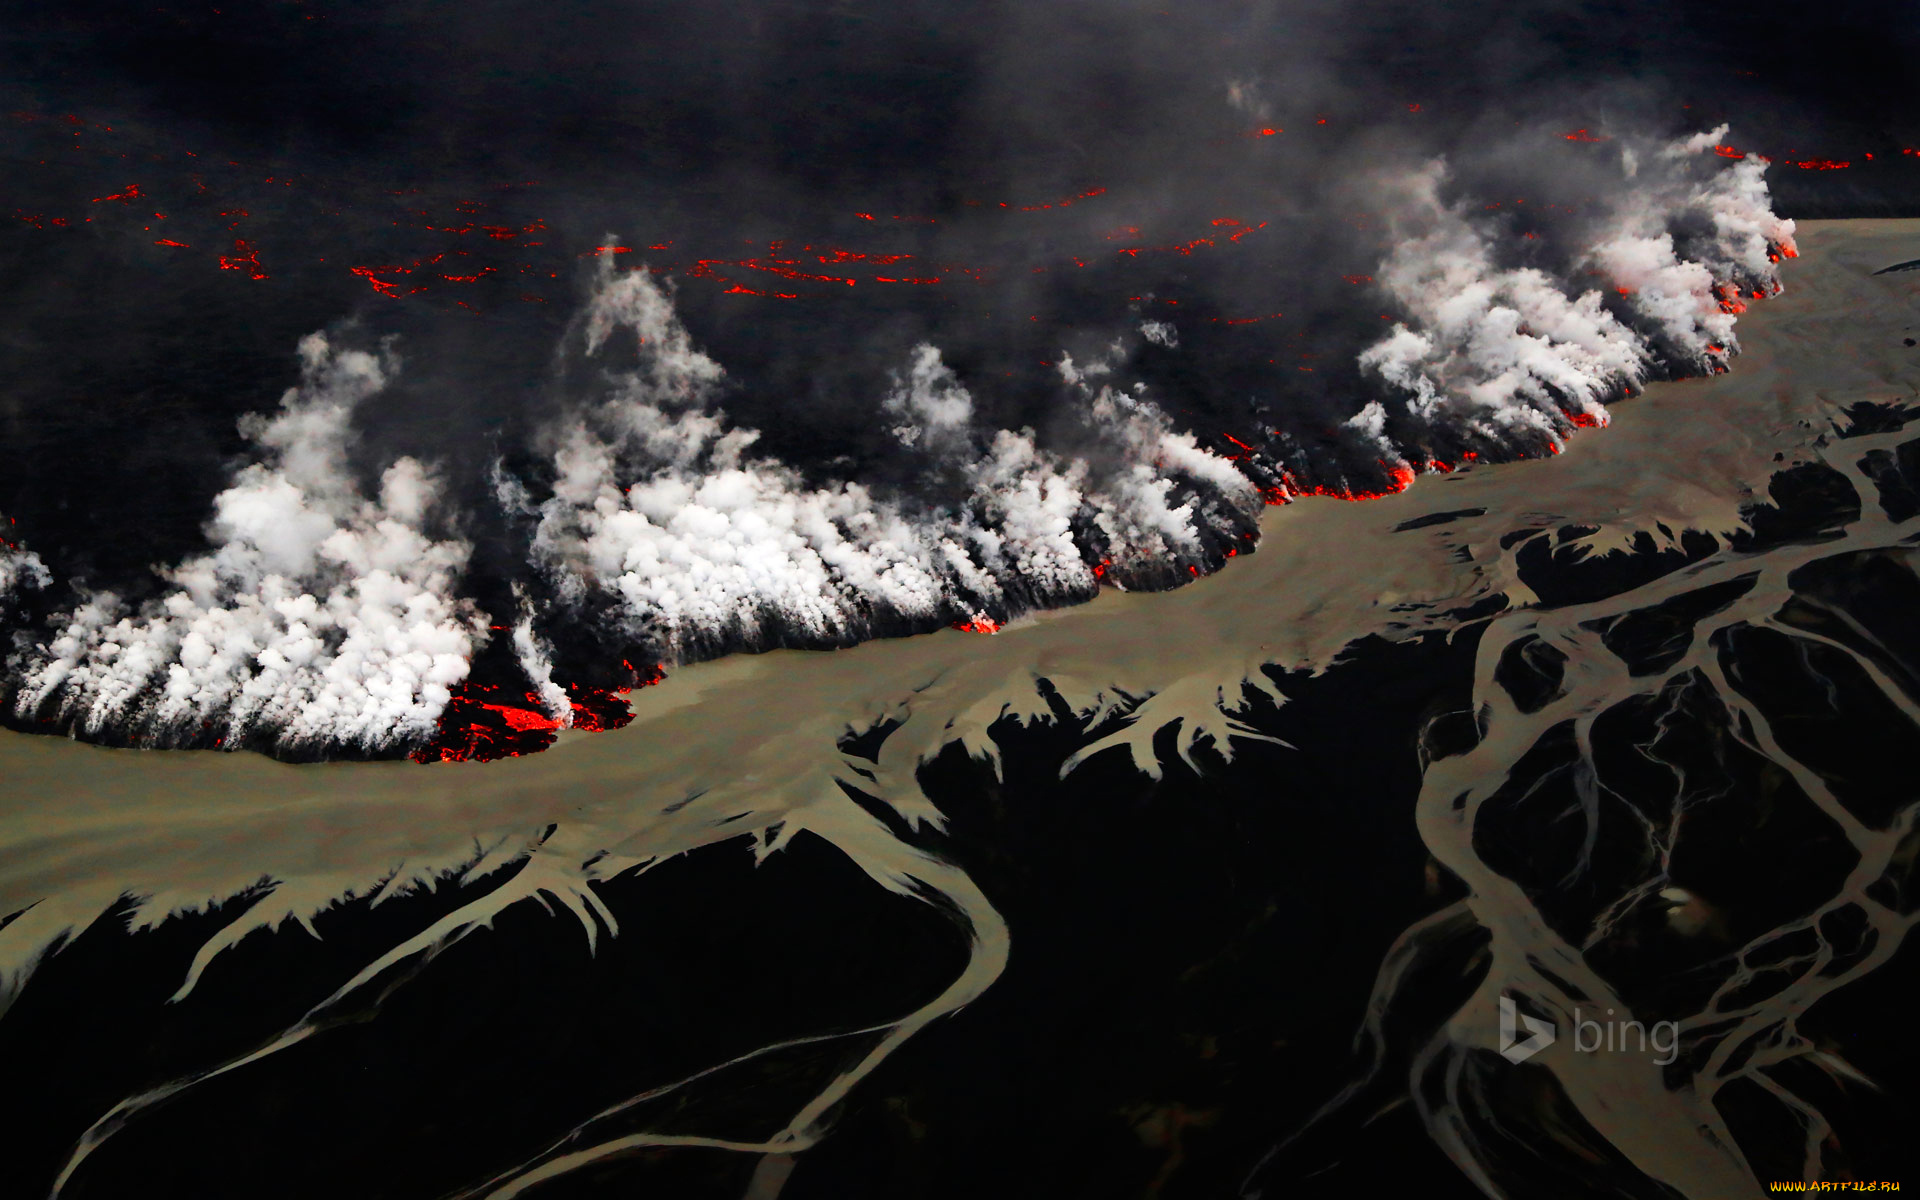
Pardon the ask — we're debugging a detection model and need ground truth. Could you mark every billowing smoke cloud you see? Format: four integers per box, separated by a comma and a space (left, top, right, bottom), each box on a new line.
0, 130, 1800, 759
0, 535, 48, 621
1356, 129, 1796, 464
1598, 128, 1799, 349
5, 335, 484, 754
518, 264, 1260, 669
1357, 160, 1649, 448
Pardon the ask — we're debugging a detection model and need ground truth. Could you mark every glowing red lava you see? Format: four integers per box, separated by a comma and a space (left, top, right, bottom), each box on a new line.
487, 703, 560, 733
415, 666, 662, 763
1016, 187, 1106, 211
217, 238, 267, 279
350, 265, 410, 297
1262, 458, 1420, 506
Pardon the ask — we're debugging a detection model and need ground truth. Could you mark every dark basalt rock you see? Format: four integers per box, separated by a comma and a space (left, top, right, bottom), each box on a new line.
1393, 507, 1487, 532
1583, 573, 1757, 677
1512, 525, 1722, 609
1732, 462, 1861, 552
1494, 633, 1568, 713
1859, 436, 1920, 522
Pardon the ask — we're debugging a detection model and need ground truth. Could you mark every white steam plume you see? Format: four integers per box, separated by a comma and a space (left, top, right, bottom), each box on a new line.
1591, 126, 1798, 365
1359, 161, 1652, 448
1360, 129, 1797, 459
8, 335, 485, 752
0, 533, 48, 615
511, 582, 573, 726
525, 264, 1257, 665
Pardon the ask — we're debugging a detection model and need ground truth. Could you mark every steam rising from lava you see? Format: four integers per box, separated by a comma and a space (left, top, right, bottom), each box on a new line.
520, 262, 1259, 673
0, 540, 48, 615
1356, 128, 1797, 465
7, 336, 482, 753
2, 133, 1799, 756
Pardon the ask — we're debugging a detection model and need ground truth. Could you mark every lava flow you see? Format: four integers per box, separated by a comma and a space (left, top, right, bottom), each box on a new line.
412, 666, 663, 764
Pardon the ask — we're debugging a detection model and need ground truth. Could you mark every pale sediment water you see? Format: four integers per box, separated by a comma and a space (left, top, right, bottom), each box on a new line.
3, 219, 1918, 1196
